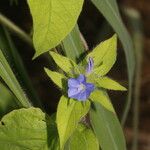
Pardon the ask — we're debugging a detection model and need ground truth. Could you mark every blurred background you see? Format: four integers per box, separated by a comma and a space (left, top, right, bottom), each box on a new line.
0, 0, 149, 150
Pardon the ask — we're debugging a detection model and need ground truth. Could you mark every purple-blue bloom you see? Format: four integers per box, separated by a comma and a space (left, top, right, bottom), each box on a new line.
68, 74, 95, 101
86, 57, 94, 74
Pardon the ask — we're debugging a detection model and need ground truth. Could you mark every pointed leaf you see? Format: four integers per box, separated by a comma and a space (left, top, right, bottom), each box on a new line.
96, 77, 127, 91
90, 90, 115, 113
44, 68, 67, 89
0, 82, 17, 117
0, 50, 30, 107
88, 35, 117, 76
0, 108, 59, 150
90, 102, 126, 150
56, 96, 90, 149
27, 0, 84, 57
0, 26, 42, 108
50, 51, 78, 74
91, 0, 135, 79
91, 0, 135, 124
65, 124, 99, 150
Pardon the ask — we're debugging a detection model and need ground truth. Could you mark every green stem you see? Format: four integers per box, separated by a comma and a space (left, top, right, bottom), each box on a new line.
0, 13, 32, 46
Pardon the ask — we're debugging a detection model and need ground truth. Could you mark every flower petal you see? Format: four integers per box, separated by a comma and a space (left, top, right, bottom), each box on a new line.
85, 83, 95, 93
86, 57, 94, 74
68, 87, 80, 97
74, 91, 87, 101
68, 78, 79, 88
77, 74, 86, 83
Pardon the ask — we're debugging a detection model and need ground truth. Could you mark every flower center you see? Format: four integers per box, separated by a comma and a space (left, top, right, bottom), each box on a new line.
78, 83, 86, 91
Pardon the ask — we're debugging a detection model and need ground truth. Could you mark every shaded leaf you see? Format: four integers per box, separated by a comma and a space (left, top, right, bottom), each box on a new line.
0, 26, 42, 108
91, 0, 135, 124
0, 50, 30, 107
62, 24, 85, 62
0, 82, 17, 118
90, 102, 126, 150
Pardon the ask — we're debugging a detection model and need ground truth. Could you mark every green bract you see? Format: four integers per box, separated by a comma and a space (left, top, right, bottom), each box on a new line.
27, 0, 84, 58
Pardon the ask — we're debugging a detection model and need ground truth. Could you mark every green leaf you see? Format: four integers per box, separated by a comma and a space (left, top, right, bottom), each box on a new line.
0, 50, 31, 108
0, 26, 42, 108
0, 82, 17, 117
0, 107, 59, 150
27, 0, 84, 57
91, 0, 135, 79
50, 51, 78, 75
62, 24, 85, 62
96, 77, 127, 91
44, 67, 67, 89
91, 0, 135, 124
88, 34, 117, 76
48, 118, 60, 150
90, 102, 126, 150
56, 96, 90, 149
90, 90, 115, 113
65, 124, 99, 150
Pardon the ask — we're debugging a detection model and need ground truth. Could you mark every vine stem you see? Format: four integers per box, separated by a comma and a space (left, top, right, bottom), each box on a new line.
0, 13, 33, 46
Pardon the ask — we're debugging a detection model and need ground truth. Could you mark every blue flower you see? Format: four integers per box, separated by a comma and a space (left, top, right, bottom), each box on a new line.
68, 74, 95, 101
86, 57, 94, 74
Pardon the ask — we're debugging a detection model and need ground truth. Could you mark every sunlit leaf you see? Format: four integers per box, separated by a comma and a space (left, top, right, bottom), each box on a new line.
56, 96, 90, 149
44, 67, 67, 89
88, 35, 117, 76
50, 51, 78, 75
90, 90, 115, 113
0, 107, 59, 150
96, 76, 127, 91
27, 0, 84, 57
65, 124, 99, 150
